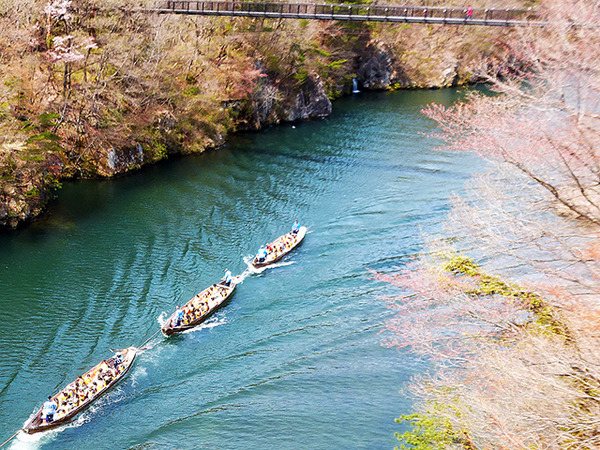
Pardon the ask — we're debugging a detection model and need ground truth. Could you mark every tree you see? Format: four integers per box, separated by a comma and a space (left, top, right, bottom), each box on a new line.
376, 1, 600, 448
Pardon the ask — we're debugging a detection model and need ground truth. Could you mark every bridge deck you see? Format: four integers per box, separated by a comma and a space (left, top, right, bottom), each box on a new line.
151, 1, 539, 27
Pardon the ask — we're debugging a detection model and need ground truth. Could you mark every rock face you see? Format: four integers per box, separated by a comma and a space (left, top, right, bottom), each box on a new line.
98, 144, 145, 177
284, 75, 332, 122
0, 179, 48, 230
244, 74, 332, 129
357, 41, 405, 90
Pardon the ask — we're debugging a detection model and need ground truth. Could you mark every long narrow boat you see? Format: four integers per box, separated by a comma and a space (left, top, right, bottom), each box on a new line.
252, 226, 307, 268
23, 347, 137, 434
161, 281, 236, 336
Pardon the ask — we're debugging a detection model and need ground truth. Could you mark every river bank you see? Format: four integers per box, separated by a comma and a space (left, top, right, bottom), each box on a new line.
0, 0, 519, 230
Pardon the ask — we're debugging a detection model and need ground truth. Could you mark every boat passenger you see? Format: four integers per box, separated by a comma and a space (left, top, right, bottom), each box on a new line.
115, 352, 125, 372
103, 369, 114, 384
222, 269, 233, 287
42, 396, 58, 423
292, 220, 300, 234
257, 246, 268, 262
68, 390, 79, 409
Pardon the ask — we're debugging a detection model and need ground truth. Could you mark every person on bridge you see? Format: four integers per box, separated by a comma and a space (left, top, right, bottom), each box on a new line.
466, 6, 473, 20
43, 396, 58, 423
222, 269, 233, 286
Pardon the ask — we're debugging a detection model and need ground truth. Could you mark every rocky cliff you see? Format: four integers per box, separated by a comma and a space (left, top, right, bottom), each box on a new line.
0, 0, 516, 229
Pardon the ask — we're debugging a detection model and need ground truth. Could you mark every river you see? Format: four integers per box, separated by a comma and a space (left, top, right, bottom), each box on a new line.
0, 89, 479, 449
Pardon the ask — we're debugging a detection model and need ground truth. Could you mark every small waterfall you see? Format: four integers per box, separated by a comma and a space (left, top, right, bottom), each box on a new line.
352, 78, 360, 94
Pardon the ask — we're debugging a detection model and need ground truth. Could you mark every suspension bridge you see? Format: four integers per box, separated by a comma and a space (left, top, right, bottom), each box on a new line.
150, 1, 537, 27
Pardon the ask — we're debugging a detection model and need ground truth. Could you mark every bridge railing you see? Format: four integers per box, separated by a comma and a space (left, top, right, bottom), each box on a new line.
157, 1, 533, 25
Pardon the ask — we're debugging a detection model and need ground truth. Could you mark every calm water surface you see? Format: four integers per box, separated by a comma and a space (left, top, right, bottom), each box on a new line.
0, 90, 479, 449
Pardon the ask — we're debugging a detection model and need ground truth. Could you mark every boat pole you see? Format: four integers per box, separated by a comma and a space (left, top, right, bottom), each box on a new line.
138, 329, 161, 349
0, 430, 20, 449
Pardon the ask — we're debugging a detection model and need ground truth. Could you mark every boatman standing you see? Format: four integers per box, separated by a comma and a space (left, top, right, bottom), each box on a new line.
175, 306, 184, 326
222, 269, 233, 286
257, 246, 268, 263
292, 220, 300, 235
43, 396, 58, 423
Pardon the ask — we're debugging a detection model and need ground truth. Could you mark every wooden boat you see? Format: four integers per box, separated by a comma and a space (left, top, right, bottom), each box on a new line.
161, 281, 236, 336
252, 226, 307, 268
23, 347, 137, 434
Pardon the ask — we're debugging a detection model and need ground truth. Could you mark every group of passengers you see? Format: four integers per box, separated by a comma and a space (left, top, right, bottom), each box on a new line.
256, 220, 301, 263
173, 283, 230, 328
42, 353, 126, 423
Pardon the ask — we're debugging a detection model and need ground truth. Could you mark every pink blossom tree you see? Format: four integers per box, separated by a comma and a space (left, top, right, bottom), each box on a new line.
379, 1, 600, 447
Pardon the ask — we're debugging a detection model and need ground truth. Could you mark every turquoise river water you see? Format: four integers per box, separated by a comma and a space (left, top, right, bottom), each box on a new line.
0, 90, 479, 449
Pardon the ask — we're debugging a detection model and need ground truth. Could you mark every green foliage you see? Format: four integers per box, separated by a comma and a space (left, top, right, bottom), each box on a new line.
3, 77, 20, 88
37, 112, 60, 129
184, 86, 201, 97
294, 68, 309, 86
154, 143, 168, 159
0, 102, 8, 122
325, 59, 348, 70
25, 187, 40, 197
265, 55, 282, 75
185, 73, 197, 84
2, 155, 17, 179
21, 153, 45, 162
142, 141, 168, 163
290, 42, 306, 64
309, 45, 332, 58
43, 173, 62, 192
440, 252, 570, 338
395, 393, 476, 450
99, 108, 124, 129
395, 412, 473, 450
26, 131, 63, 154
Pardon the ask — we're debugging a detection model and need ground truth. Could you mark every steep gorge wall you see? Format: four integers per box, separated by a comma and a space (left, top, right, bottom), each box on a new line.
0, 0, 516, 229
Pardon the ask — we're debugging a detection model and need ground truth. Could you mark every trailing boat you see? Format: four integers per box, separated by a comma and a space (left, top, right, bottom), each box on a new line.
161, 281, 236, 336
252, 226, 307, 268
23, 347, 137, 434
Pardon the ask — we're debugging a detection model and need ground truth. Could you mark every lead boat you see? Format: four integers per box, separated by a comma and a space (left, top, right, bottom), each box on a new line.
252, 226, 307, 269
161, 281, 236, 336
23, 347, 137, 434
